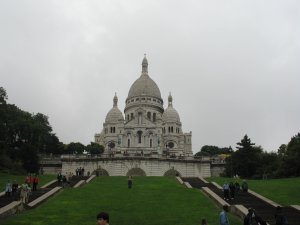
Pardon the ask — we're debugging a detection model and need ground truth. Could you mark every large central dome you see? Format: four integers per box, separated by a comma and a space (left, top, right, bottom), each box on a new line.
127, 56, 162, 99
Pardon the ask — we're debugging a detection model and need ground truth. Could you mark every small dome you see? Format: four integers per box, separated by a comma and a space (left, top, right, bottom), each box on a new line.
105, 94, 124, 123
127, 55, 162, 99
162, 107, 180, 123
162, 93, 180, 123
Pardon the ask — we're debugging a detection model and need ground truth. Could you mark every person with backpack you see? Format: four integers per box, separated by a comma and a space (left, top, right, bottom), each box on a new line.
275, 206, 288, 225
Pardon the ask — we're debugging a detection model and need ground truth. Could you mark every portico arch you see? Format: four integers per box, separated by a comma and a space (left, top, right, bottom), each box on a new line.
164, 169, 181, 177
93, 168, 109, 176
126, 168, 146, 176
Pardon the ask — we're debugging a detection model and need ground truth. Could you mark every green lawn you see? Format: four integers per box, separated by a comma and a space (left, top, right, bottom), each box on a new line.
206, 177, 300, 206
0, 172, 56, 191
0, 177, 242, 225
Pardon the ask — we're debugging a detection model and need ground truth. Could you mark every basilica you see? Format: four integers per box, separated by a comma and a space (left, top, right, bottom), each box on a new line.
94, 56, 192, 157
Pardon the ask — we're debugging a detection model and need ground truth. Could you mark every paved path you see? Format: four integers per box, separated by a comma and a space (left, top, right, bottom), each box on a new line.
0, 175, 92, 218
181, 177, 300, 225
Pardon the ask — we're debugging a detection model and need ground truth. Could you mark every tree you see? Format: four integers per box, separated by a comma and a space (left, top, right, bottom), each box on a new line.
86, 142, 104, 155
0, 87, 63, 173
278, 133, 300, 177
66, 142, 85, 154
225, 134, 261, 178
236, 134, 255, 150
277, 144, 287, 156
0, 87, 8, 104
195, 145, 233, 157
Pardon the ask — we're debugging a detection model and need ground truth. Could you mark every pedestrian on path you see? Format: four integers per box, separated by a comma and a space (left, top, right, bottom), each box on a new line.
219, 204, 230, 225
5, 180, 12, 197
275, 206, 288, 225
33, 174, 39, 191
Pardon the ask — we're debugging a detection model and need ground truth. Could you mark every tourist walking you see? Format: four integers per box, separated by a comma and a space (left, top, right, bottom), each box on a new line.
128, 176, 133, 189
97, 212, 109, 225
33, 174, 39, 191
25, 174, 33, 187
242, 180, 248, 192
20, 183, 30, 204
229, 181, 235, 199
223, 182, 230, 200
219, 205, 230, 225
12, 180, 18, 196
275, 206, 288, 225
5, 180, 12, 197
244, 208, 267, 225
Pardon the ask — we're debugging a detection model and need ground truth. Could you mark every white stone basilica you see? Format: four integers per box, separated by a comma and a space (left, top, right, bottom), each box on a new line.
94, 56, 192, 157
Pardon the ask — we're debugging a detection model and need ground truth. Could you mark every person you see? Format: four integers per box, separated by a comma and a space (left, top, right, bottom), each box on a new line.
229, 181, 235, 199
242, 180, 248, 192
128, 176, 133, 189
223, 182, 230, 200
275, 206, 288, 225
244, 208, 258, 225
57, 172, 62, 186
235, 181, 240, 195
96, 211, 109, 225
219, 204, 230, 225
12, 180, 18, 196
244, 208, 266, 225
20, 183, 30, 204
33, 174, 39, 191
25, 174, 33, 187
201, 218, 208, 225
5, 180, 12, 197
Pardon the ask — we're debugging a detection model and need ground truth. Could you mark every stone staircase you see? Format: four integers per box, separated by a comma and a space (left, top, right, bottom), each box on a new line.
181, 177, 300, 225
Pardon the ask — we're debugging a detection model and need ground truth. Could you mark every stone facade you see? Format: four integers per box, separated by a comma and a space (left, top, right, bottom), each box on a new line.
61, 157, 211, 177
94, 56, 193, 157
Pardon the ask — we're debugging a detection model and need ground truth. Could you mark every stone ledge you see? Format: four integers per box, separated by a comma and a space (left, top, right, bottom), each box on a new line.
231, 204, 248, 220
202, 187, 229, 208
41, 180, 57, 188
27, 186, 62, 208
0, 191, 5, 197
290, 205, 300, 211
176, 177, 184, 184
184, 182, 192, 188
86, 175, 96, 183
0, 201, 23, 218
73, 180, 85, 188
211, 182, 222, 189
248, 190, 281, 208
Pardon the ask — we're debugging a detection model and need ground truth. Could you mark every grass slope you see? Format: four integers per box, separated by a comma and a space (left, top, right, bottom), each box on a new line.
0, 177, 242, 225
207, 177, 300, 206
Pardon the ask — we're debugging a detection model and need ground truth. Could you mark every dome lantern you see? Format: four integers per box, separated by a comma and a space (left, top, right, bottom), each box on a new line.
142, 54, 148, 74
113, 92, 118, 107
168, 92, 173, 107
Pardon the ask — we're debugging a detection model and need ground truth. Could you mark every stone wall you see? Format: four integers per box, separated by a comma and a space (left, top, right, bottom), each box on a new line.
61, 157, 212, 177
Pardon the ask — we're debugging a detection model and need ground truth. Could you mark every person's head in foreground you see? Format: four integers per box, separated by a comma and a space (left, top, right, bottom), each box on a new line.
97, 212, 109, 225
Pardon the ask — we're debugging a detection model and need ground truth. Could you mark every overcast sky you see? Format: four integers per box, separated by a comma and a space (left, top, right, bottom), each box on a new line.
1, 0, 299, 153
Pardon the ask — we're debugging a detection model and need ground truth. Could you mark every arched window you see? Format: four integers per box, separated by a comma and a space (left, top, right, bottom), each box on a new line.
147, 112, 151, 120
127, 115, 129, 121
150, 139, 152, 148
168, 127, 170, 133
137, 131, 142, 144
131, 113, 134, 120
171, 127, 173, 133
153, 113, 156, 122
128, 139, 130, 147
138, 112, 142, 124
